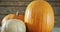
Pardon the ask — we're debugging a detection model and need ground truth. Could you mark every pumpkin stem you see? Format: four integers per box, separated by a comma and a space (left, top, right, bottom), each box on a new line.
16, 11, 19, 16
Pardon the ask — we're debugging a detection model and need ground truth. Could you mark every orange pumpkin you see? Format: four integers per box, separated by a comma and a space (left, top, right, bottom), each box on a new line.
24, 1, 54, 32
2, 12, 24, 25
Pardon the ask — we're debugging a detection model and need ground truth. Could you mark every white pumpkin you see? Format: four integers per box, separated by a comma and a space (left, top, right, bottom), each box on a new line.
1, 19, 26, 32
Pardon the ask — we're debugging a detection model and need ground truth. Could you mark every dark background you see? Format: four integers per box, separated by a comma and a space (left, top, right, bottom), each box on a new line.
0, 0, 60, 28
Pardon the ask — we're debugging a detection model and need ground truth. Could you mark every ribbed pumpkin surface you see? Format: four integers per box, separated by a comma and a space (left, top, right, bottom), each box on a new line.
24, 1, 54, 32
2, 19, 26, 32
2, 14, 24, 25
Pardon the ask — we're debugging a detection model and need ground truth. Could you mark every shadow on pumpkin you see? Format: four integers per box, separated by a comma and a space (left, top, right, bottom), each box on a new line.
26, 24, 29, 32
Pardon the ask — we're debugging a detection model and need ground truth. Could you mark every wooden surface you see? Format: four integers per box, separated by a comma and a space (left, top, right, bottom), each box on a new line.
0, 0, 60, 28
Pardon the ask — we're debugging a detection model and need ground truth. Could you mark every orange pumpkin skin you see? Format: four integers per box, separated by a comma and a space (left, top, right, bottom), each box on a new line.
24, 1, 54, 32
2, 14, 24, 25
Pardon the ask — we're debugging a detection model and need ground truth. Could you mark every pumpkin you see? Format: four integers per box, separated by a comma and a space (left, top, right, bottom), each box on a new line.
2, 12, 24, 25
24, 1, 54, 32
1, 19, 26, 32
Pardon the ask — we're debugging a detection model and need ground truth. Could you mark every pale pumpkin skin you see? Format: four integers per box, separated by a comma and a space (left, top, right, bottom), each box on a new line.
1, 19, 26, 32
24, 1, 54, 32
2, 14, 24, 25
